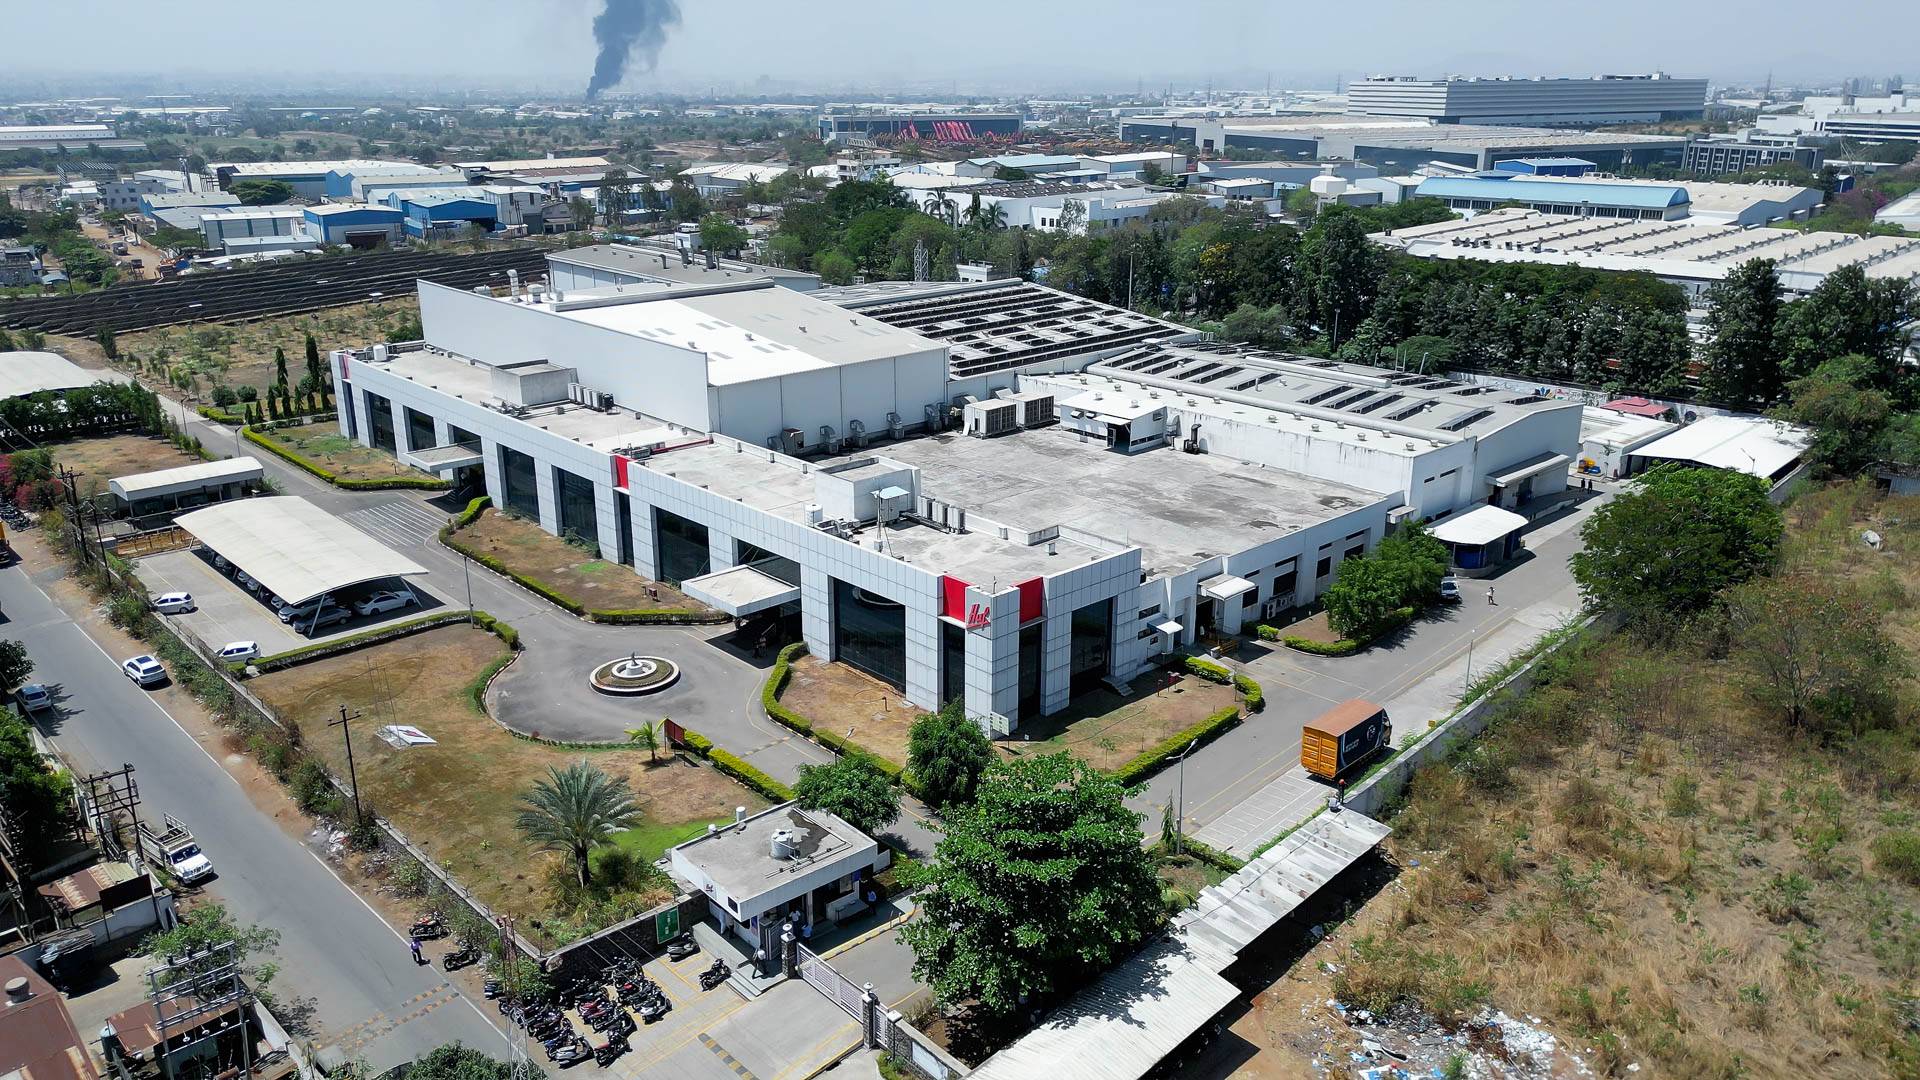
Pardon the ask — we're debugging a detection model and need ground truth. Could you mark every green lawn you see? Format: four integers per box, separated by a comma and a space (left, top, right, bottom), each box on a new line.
611, 816, 736, 862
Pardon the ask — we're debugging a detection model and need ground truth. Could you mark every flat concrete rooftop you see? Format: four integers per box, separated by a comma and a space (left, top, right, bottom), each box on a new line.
371, 346, 686, 452
672, 804, 868, 905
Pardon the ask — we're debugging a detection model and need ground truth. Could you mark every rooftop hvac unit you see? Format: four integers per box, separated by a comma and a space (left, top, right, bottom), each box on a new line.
768, 428, 805, 455
966, 400, 1018, 439
886, 411, 904, 440
846, 419, 869, 448
923, 402, 948, 432
1017, 394, 1056, 428
819, 425, 842, 455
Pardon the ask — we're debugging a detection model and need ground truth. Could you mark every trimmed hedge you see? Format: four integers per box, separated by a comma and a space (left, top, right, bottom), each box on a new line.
1113, 705, 1242, 786
198, 406, 244, 424
1254, 624, 1282, 642
466, 653, 515, 715
1278, 605, 1415, 658
710, 748, 794, 802
679, 729, 714, 757
243, 426, 450, 491
1184, 656, 1233, 684
759, 641, 913, 786
1235, 673, 1264, 713
441, 505, 727, 625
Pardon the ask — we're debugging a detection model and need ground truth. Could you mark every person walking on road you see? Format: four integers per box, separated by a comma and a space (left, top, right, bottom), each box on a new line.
409, 935, 423, 965
1487, 586, 1496, 606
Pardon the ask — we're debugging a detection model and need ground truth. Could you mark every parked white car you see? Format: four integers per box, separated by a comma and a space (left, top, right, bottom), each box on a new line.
151, 591, 196, 614
236, 571, 262, 594
15, 683, 52, 713
353, 589, 418, 617
122, 655, 166, 687
277, 598, 326, 624
300, 606, 353, 635
216, 641, 260, 664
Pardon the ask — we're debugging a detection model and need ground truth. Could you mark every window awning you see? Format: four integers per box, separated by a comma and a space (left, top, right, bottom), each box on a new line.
1486, 451, 1569, 488
680, 564, 800, 617
1152, 618, 1184, 636
1429, 504, 1529, 547
406, 444, 484, 472
1199, 575, 1256, 601
873, 485, 912, 502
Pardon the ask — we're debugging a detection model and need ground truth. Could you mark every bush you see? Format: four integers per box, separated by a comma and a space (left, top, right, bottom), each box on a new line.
679, 728, 714, 757
290, 759, 343, 816
1284, 635, 1363, 656
1255, 624, 1282, 641
1234, 672, 1264, 712
761, 642, 812, 734
1113, 706, 1242, 786
1183, 657, 1232, 684
1872, 830, 1920, 885
709, 748, 794, 802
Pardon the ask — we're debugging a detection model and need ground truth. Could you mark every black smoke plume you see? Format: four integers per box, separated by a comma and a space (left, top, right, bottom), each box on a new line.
586, 0, 682, 100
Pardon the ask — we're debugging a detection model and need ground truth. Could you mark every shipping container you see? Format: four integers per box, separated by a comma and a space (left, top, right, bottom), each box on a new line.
1301, 698, 1391, 782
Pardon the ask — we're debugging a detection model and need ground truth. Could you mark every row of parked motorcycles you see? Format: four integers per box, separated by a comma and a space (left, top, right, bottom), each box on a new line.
409, 913, 481, 971
480, 936, 732, 1068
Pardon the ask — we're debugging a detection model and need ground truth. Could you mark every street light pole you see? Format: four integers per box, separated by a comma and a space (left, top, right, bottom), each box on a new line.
329, 705, 364, 827
1172, 737, 1201, 855
462, 552, 475, 626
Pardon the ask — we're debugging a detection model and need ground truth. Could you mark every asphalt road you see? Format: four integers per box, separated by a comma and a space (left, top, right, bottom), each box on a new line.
0, 555, 510, 1071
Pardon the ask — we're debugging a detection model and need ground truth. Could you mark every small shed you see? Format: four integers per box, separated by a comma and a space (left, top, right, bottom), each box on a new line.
109, 457, 263, 520
1429, 504, 1529, 573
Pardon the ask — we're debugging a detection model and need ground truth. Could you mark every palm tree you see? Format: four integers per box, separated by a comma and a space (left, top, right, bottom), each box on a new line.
626, 720, 662, 763
514, 762, 642, 887
976, 202, 1007, 232
925, 191, 958, 226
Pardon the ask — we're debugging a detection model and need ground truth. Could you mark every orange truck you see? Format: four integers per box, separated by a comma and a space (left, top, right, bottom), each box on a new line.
1301, 699, 1391, 782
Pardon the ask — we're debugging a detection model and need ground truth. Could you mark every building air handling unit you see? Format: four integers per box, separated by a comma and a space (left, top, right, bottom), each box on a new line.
964, 399, 1018, 439
769, 428, 805, 455
819, 425, 842, 455
846, 419, 869, 448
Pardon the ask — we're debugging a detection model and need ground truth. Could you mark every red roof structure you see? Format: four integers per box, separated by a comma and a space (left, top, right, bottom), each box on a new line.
1601, 397, 1670, 418
0, 955, 100, 1080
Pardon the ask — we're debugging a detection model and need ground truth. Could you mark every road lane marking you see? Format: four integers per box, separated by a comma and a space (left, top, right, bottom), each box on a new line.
698, 1032, 760, 1079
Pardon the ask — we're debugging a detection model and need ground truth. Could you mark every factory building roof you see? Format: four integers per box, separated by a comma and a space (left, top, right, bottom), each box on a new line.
681, 162, 790, 184
960, 179, 1106, 200
549, 243, 819, 287
140, 191, 239, 210
1373, 207, 1920, 289
453, 155, 611, 172
109, 457, 263, 502
217, 158, 411, 177
1414, 174, 1690, 210
820, 280, 1192, 380
1632, 415, 1811, 481
0, 351, 119, 399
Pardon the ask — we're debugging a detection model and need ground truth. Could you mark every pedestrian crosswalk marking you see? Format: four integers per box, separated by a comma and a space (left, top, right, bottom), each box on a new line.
341, 501, 447, 548
698, 1032, 759, 1079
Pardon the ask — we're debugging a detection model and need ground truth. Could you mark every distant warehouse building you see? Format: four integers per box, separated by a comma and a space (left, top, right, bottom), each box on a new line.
1120, 114, 1686, 171
200, 207, 306, 249
387, 189, 499, 238
1346, 74, 1709, 126
212, 158, 419, 199
818, 112, 1023, 145
1411, 173, 1820, 227
304, 204, 404, 248
1682, 135, 1823, 178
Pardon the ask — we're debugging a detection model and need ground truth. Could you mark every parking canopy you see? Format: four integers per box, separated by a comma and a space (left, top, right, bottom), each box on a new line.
174, 496, 428, 605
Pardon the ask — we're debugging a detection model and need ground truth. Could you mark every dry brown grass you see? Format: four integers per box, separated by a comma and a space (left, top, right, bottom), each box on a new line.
1343, 484, 1920, 1079
251, 420, 421, 482
455, 508, 708, 613
778, 655, 923, 768
250, 626, 760, 938
1000, 672, 1241, 773
48, 433, 204, 499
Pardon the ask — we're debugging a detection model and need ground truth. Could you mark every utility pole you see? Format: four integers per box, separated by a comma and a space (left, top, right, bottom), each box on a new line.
329, 705, 363, 827
79, 765, 164, 931
462, 551, 475, 627
1172, 737, 1202, 855
145, 941, 254, 1080
498, 913, 534, 1080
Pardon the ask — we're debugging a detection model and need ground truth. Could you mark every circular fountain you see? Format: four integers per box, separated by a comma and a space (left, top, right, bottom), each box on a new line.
589, 654, 681, 696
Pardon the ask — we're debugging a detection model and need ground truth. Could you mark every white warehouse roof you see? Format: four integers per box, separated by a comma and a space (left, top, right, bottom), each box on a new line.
109, 457, 263, 502
1632, 415, 1811, 480
0, 352, 120, 400
174, 496, 428, 605
1429, 504, 1529, 546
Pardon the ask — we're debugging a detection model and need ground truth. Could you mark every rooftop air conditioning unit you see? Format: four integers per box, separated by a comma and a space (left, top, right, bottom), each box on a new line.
1016, 394, 1055, 428
847, 419, 869, 448
769, 428, 804, 455
966, 400, 1019, 439
819, 425, 842, 455
923, 402, 949, 433
886, 411, 904, 440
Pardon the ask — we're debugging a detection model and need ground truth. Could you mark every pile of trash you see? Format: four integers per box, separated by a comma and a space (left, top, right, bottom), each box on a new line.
1303, 989, 1622, 1079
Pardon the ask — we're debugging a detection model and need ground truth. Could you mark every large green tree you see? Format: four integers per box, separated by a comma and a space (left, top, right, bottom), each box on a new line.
1698, 258, 1787, 410
142, 903, 279, 990
514, 762, 643, 887
1571, 465, 1783, 621
1, 705, 72, 866
698, 213, 749, 257
401, 1043, 513, 1080
1775, 354, 1894, 475
1722, 574, 1910, 740
1774, 264, 1917, 389
793, 756, 899, 836
906, 701, 993, 808
228, 179, 295, 206
901, 753, 1162, 1016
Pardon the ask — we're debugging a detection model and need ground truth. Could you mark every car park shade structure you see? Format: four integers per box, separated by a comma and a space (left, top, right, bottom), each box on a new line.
174, 496, 428, 605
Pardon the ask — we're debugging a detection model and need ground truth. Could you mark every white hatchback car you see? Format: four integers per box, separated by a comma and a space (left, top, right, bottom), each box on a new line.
122, 655, 166, 687
151, 591, 196, 614
353, 589, 418, 617
217, 641, 260, 664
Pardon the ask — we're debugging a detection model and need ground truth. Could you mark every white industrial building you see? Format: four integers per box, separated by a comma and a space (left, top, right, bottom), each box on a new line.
680, 163, 790, 198
1373, 207, 1920, 299
546, 242, 822, 292
1578, 407, 1676, 479
331, 268, 1577, 731
1630, 415, 1812, 496
199, 207, 307, 251
1346, 74, 1709, 126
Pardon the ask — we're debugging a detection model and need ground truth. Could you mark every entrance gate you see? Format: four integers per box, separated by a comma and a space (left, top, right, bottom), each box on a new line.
795, 943, 866, 1019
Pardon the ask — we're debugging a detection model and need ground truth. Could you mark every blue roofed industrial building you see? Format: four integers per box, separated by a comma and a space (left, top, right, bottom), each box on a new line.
1413, 174, 1691, 219
304, 204, 405, 247
1491, 157, 1597, 176
388, 188, 499, 238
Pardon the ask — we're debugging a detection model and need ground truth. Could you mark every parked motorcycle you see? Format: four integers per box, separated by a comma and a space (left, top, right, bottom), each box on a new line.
635, 993, 670, 1023
665, 936, 699, 962
410, 914, 449, 940
592, 1033, 629, 1068
482, 978, 503, 999
698, 959, 731, 991
442, 943, 480, 971
549, 1037, 592, 1067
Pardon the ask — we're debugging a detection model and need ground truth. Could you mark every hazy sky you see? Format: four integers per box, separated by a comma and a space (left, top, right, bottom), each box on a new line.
1, 0, 1911, 95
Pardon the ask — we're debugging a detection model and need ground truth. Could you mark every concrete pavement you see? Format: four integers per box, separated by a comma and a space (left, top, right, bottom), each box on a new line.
0, 552, 511, 1072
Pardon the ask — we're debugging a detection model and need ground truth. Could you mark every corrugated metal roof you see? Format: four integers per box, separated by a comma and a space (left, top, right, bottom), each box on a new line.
1633, 415, 1811, 479
109, 456, 263, 501
1430, 504, 1530, 546
967, 934, 1239, 1080
1415, 175, 1688, 210
175, 496, 428, 604
1178, 808, 1392, 958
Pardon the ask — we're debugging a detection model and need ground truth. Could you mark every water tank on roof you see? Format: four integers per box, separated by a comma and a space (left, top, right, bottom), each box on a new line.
1310, 175, 1348, 197
770, 828, 796, 860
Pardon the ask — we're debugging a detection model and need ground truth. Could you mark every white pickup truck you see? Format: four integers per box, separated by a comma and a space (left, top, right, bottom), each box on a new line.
137, 813, 215, 885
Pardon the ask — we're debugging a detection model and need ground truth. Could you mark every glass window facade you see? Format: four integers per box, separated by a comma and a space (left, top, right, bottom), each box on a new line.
449, 424, 481, 450
653, 507, 710, 585
833, 578, 906, 691
941, 621, 966, 707
365, 391, 395, 452
499, 446, 539, 518
1017, 623, 1044, 720
554, 467, 599, 549
404, 407, 436, 453
1070, 599, 1113, 695
615, 492, 634, 566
